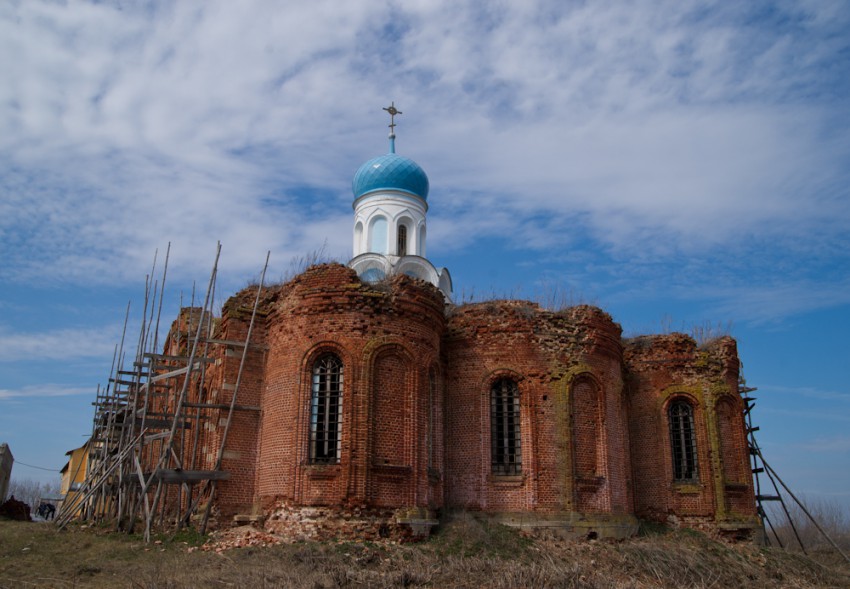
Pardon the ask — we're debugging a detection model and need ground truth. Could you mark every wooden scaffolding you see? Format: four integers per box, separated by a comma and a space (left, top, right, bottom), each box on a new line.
742, 374, 849, 563
57, 244, 270, 541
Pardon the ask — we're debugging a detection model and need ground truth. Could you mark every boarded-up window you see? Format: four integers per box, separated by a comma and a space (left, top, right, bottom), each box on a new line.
491, 379, 521, 475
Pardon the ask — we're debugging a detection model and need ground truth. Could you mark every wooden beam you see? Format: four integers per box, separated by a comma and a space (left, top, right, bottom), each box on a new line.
135, 418, 192, 430
193, 338, 246, 347
144, 353, 214, 363
124, 470, 230, 485
149, 361, 208, 383
183, 402, 261, 412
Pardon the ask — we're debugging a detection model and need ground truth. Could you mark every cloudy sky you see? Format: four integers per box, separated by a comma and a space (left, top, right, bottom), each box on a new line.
1, 0, 848, 517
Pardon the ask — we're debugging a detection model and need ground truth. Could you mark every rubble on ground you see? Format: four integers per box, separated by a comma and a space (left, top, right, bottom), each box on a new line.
200, 525, 283, 552
0, 497, 32, 521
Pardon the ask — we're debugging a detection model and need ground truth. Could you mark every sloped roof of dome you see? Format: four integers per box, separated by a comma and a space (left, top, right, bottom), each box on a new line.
352, 151, 429, 201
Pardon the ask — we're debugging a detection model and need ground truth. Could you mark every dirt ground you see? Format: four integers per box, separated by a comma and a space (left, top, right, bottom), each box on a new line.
1, 515, 848, 588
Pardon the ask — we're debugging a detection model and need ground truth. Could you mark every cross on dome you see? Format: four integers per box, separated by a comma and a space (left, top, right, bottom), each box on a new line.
348, 105, 453, 299
383, 102, 402, 154
351, 103, 428, 202
383, 102, 402, 136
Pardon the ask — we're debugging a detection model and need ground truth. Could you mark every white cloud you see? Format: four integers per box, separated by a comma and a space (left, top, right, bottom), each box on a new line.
1, 0, 849, 511
758, 408, 850, 424
0, 383, 94, 400
801, 436, 850, 453
0, 325, 120, 362
704, 281, 850, 325
760, 384, 850, 404
0, 0, 847, 320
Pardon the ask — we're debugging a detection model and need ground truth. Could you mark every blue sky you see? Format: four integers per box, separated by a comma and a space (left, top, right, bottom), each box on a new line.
1, 1, 848, 513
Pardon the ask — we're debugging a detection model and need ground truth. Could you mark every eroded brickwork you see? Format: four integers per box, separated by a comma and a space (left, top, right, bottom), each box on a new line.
624, 334, 757, 533
443, 302, 634, 533
148, 264, 758, 539
246, 265, 445, 531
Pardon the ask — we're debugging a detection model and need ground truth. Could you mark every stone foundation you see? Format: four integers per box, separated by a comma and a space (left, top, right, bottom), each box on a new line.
488, 511, 640, 540
262, 503, 438, 542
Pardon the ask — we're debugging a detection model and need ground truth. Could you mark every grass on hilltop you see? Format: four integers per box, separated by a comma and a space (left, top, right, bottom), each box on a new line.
1, 512, 849, 589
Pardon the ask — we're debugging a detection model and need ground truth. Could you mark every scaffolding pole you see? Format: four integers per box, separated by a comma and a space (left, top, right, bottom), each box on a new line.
65, 243, 270, 542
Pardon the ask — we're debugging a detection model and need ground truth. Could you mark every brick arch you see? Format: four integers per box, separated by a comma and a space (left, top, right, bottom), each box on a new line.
297, 341, 353, 466
715, 395, 746, 484
481, 368, 524, 390
569, 373, 607, 513
484, 369, 525, 477
426, 361, 443, 471
364, 343, 416, 507
663, 393, 702, 483
300, 340, 352, 374
661, 391, 701, 411
569, 373, 605, 478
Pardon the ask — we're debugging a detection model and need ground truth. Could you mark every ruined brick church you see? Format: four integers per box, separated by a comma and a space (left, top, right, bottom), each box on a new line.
159, 113, 759, 540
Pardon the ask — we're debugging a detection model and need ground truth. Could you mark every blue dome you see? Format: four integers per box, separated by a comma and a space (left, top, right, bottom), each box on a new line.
352, 152, 429, 201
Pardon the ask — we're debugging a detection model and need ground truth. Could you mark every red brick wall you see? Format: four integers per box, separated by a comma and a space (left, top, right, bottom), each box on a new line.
715, 394, 755, 516
369, 348, 413, 506
716, 396, 745, 484
572, 377, 601, 479
624, 334, 757, 528
443, 302, 632, 519
145, 267, 756, 538
205, 310, 267, 516
252, 264, 445, 515
572, 376, 609, 513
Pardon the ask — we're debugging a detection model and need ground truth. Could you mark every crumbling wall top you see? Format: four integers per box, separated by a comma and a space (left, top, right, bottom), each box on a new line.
623, 333, 739, 380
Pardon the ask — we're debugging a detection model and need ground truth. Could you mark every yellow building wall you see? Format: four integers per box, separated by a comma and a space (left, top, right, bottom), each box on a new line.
59, 444, 89, 518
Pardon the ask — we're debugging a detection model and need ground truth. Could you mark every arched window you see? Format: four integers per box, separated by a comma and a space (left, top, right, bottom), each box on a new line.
397, 224, 407, 256
354, 221, 364, 255
309, 354, 343, 464
418, 224, 426, 257
491, 379, 521, 475
360, 266, 386, 283
669, 400, 698, 481
369, 216, 388, 254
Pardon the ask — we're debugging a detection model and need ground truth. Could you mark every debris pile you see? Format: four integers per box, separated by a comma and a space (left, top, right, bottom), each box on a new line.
0, 496, 32, 521
200, 525, 283, 552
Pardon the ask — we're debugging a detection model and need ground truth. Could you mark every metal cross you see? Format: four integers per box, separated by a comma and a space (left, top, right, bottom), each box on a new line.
383, 102, 402, 133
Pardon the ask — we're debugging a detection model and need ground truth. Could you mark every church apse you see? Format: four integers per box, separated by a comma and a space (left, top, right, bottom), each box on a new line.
108, 105, 758, 542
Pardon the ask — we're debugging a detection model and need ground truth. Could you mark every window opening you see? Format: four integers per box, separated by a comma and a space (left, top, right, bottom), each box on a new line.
669, 400, 698, 481
309, 354, 343, 463
491, 379, 521, 475
397, 224, 407, 256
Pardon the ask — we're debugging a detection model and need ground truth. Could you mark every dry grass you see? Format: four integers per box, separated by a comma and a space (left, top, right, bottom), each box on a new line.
2, 515, 849, 589
764, 496, 850, 571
